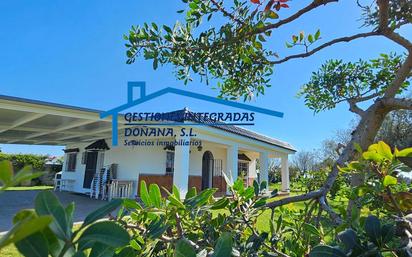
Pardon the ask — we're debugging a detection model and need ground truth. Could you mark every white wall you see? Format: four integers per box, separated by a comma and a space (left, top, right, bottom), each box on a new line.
60, 130, 287, 195
189, 141, 227, 176
61, 142, 88, 193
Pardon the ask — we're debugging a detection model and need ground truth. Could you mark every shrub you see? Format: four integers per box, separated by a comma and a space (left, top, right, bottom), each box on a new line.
0, 142, 411, 256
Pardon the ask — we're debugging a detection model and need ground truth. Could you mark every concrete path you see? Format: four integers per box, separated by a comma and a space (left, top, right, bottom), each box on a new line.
0, 190, 107, 232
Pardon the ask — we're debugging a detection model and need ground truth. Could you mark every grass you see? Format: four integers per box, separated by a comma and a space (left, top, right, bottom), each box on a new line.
0, 183, 349, 256
0, 245, 21, 257
4, 186, 53, 191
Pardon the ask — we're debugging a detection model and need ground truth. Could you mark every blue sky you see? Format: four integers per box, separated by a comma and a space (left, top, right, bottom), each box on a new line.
0, 0, 410, 156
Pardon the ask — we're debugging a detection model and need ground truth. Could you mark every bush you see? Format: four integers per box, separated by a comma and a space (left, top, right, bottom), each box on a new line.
0, 142, 411, 256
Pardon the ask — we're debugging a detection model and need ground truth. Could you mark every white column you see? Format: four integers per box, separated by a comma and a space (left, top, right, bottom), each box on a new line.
173, 134, 190, 197
226, 145, 238, 192
259, 152, 269, 191
281, 154, 290, 193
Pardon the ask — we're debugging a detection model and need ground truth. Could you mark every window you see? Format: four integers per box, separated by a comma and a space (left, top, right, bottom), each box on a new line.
66, 153, 77, 172
166, 152, 174, 174
166, 151, 174, 174
238, 161, 249, 177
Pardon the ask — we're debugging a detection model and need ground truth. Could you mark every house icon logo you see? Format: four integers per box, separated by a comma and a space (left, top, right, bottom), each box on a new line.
100, 81, 284, 146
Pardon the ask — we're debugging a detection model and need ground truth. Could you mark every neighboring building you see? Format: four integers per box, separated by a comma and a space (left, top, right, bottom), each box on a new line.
0, 94, 295, 197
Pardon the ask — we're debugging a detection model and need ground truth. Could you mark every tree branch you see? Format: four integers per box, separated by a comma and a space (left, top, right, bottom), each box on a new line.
210, 0, 245, 26
348, 100, 366, 116
319, 195, 343, 225
383, 53, 412, 98
254, 0, 338, 34
266, 189, 324, 208
270, 31, 380, 64
382, 98, 412, 110
377, 0, 389, 30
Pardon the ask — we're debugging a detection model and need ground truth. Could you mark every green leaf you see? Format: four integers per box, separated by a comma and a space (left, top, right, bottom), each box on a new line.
299, 31, 304, 42
153, 59, 158, 70
0, 215, 52, 248
253, 198, 266, 208
65, 202, 75, 229
308, 34, 314, 43
89, 242, 115, 257
78, 221, 130, 250
211, 198, 229, 210
185, 187, 197, 199
172, 185, 181, 200
163, 25, 173, 34
212, 232, 233, 257
314, 29, 320, 40
149, 184, 162, 208
140, 181, 152, 207
253, 41, 262, 49
303, 223, 320, 237
12, 167, 44, 186
35, 191, 70, 240
0, 160, 13, 185
267, 11, 279, 19
73, 252, 87, 257
396, 147, 412, 157
377, 141, 393, 160
353, 143, 363, 153
83, 199, 123, 227
337, 229, 360, 251
122, 199, 142, 210
42, 227, 65, 257
192, 188, 216, 207
309, 245, 346, 257
362, 151, 384, 162
174, 238, 196, 257
383, 175, 397, 187
114, 247, 136, 257
146, 217, 168, 239
364, 215, 381, 245
253, 180, 259, 196
15, 232, 49, 257
381, 224, 395, 244
260, 180, 267, 191
168, 194, 185, 209
285, 42, 293, 48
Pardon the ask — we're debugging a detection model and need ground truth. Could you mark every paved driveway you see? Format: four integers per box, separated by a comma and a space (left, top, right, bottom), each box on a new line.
0, 190, 107, 232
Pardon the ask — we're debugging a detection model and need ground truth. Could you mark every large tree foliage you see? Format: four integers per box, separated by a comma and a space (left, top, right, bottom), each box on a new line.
124, 0, 412, 225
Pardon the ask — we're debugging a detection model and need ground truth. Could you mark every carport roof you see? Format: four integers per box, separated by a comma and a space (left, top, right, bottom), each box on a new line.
0, 95, 115, 145
0, 94, 295, 151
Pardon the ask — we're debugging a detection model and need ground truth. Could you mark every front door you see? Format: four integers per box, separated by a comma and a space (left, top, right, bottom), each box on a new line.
83, 151, 98, 188
202, 151, 214, 190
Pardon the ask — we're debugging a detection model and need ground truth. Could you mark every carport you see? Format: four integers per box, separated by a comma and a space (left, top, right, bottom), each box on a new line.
0, 95, 120, 145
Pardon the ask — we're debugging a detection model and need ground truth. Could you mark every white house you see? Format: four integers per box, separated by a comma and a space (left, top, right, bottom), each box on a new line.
0, 94, 295, 197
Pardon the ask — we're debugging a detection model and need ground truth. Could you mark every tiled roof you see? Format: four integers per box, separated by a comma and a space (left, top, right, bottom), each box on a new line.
164, 108, 296, 152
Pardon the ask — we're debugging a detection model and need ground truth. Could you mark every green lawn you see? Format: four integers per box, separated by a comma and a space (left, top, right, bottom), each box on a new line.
4, 186, 53, 191
0, 245, 21, 257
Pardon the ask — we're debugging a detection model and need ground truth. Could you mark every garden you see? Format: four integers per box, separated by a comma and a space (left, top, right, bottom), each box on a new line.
1, 0, 412, 256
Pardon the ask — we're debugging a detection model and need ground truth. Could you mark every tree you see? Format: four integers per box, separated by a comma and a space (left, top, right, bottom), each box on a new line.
291, 150, 318, 174
123, 0, 412, 224
376, 109, 412, 149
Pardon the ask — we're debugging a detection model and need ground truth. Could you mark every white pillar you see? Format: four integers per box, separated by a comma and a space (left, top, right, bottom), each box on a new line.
173, 134, 190, 197
226, 145, 238, 192
281, 154, 290, 193
259, 152, 269, 191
